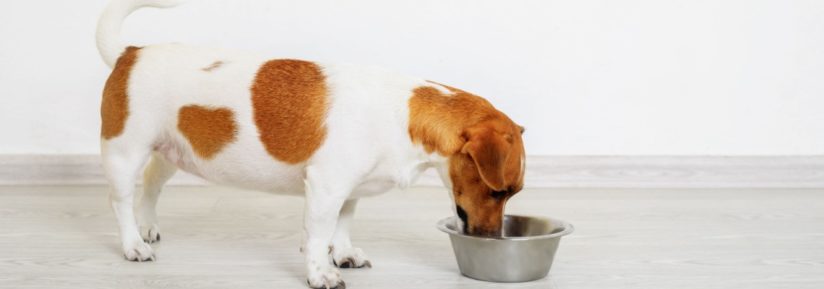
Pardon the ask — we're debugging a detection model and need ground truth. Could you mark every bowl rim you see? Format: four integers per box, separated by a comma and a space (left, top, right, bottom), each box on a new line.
437, 214, 574, 241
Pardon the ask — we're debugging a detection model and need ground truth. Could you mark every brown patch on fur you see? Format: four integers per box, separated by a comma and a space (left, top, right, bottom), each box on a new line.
450, 153, 506, 235
407, 85, 496, 155
408, 83, 526, 236
250, 59, 328, 164
450, 119, 526, 236
201, 61, 224, 72
101, 46, 141, 139
177, 105, 238, 159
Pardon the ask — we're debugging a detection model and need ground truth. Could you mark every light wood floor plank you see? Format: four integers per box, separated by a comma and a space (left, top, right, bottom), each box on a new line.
0, 186, 822, 289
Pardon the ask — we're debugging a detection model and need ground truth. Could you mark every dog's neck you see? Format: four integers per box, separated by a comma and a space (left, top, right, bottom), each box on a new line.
407, 84, 498, 157
405, 83, 503, 191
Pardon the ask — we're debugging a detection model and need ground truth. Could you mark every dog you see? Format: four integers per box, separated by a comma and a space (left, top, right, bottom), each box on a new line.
96, 0, 526, 288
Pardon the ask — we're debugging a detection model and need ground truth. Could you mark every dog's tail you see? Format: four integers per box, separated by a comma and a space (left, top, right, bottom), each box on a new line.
96, 0, 185, 68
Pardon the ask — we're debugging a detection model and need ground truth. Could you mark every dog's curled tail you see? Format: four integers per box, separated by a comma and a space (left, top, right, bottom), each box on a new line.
96, 0, 185, 68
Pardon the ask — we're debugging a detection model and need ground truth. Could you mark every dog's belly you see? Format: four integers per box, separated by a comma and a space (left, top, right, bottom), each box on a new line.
156, 136, 400, 198
351, 179, 396, 198
154, 136, 306, 195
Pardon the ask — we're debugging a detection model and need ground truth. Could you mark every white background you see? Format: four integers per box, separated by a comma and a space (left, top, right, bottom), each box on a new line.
1, 0, 822, 155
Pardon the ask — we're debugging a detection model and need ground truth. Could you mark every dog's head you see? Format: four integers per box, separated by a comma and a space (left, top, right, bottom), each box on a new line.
408, 83, 526, 236
450, 118, 525, 236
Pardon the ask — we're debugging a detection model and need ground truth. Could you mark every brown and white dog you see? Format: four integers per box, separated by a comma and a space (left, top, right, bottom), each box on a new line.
96, 0, 525, 288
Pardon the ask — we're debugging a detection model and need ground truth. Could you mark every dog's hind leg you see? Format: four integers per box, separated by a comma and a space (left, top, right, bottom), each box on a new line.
137, 153, 177, 244
102, 141, 154, 261
331, 199, 371, 269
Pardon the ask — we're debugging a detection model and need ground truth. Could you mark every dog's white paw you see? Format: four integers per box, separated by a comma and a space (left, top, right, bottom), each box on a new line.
140, 224, 161, 243
307, 264, 345, 289
332, 247, 371, 269
123, 240, 155, 262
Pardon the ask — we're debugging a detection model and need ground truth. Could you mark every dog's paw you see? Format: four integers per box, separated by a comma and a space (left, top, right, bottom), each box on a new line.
332, 247, 371, 269
140, 224, 161, 243
307, 265, 345, 289
123, 240, 155, 262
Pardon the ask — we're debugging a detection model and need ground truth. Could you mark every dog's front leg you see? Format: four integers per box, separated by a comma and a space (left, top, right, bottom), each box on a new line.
331, 199, 371, 269
303, 170, 350, 289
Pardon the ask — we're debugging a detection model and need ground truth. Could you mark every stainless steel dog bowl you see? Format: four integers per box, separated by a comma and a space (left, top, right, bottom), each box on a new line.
437, 215, 573, 282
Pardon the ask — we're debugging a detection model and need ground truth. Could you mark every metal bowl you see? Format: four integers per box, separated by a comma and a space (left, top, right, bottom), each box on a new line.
437, 215, 574, 282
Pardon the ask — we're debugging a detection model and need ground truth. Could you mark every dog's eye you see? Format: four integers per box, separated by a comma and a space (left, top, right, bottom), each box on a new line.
490, 190, 507, 200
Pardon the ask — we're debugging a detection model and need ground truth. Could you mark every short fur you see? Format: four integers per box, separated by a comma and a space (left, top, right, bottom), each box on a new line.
95, 1, 526, 288
101, 46, 140, 139
177, 105, 237, 159
251, 59, 329, 164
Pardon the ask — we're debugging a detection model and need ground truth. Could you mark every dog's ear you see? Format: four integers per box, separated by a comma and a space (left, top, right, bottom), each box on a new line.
461, 124, 512, 191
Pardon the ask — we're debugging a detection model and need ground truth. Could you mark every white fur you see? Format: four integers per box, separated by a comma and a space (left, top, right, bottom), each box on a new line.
96, 1, 453, 288
97, 0, 186, 68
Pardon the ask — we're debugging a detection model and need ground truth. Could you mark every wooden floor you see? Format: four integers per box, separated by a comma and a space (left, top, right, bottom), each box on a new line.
1, 185, 822, 289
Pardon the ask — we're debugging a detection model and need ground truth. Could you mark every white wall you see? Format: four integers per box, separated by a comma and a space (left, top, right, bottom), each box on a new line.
1, 0, 823, 155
